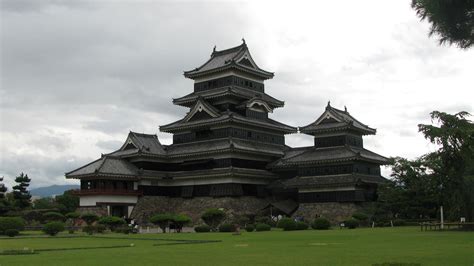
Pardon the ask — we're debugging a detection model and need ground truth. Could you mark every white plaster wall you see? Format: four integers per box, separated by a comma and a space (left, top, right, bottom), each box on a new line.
79, 195, 138, 207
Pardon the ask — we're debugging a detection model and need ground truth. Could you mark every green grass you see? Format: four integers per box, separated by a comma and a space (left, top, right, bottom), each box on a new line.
0, 227, 473, 265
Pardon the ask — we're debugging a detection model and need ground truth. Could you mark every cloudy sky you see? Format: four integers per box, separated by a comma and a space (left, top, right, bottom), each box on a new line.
1, 0, 473, 189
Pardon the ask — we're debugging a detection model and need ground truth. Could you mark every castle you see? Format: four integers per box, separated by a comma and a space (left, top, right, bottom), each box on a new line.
66, 41, 387, 223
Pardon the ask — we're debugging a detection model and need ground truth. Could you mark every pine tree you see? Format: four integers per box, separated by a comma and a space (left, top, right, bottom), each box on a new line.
0, 176, 11, 215
0, 176, 7, 198
12, 173, 32, 209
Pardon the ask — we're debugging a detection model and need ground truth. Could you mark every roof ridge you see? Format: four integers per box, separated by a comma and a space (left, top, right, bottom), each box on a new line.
212, 42, 246, 57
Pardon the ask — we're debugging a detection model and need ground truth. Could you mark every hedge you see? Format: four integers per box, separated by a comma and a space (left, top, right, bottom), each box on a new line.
312, 218, 331, 230
255, 223, 271, 232
0, 217, 25, 235
245, 224, 255, 232
277, 218, 296, 231
218, 223, 235, 232
42, 221, 65, 236
194, 225, 211, 233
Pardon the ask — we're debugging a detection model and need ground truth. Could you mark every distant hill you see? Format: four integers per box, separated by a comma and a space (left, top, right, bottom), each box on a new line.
30, 185, 80, 197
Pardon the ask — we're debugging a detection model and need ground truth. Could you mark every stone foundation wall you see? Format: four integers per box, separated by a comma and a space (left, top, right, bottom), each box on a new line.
293, 202, 367, 224
77, 206, 108, 217
130, 196, 268, 225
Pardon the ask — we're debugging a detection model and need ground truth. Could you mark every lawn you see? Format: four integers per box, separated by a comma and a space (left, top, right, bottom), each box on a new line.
0, 227, 472, 266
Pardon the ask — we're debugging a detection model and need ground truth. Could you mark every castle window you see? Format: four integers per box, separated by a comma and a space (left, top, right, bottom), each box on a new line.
247, 131, 252, 138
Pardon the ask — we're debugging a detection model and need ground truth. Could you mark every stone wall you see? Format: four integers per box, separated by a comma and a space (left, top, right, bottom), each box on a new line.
130, 196, 268, 225
77, 206, 108, 217
293, 202, 367, 224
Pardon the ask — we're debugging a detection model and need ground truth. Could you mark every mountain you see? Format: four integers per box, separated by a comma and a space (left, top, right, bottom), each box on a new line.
30, 185, 80, 197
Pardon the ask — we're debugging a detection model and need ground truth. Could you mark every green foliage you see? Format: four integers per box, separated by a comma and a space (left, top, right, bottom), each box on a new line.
277, 217, 296, 231
312, 218, 331, 230
21, 210, 44, 223
12, 173, 31, 209
411, 0, 473, 49
81, 213, 99, 225
42, 221, 65, 236
194, 225, 211, 233
172, 214, 191, 233
352, 212, 368, 221
218, 223, 235, 232
96, 224, 107, 233
82, 225, 95, 235
245, 224, 255, 232
98, 216, 126, 231
393, 219, 406, 227
66, 212, 80, 219
5, 229, 19, 237
344, 219, 359, 229
32, 197, 57, 210
255, 223, 271, 232
43, 212, 65, 222
201, 208, 226, 231
295, 221, 309, 230
55, 190, 79, 214
0, 217, 25, 234
150, 213, 174, 233
255, 216, 276, 227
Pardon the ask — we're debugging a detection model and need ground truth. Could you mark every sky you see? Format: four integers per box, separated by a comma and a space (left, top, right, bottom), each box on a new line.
1, 0, 473, 189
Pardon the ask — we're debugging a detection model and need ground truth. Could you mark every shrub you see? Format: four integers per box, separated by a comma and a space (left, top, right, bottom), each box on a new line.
42, 221, 65, 236
68, 229, 75, 234
255, 223, 271, 232
255, 216, 276, 227
115, 226, 131, 234
82, 225, 95, 235
98, 216, 126, 232
5, 229, 19, 237
295, 221, 309, 230
352, 212, 368, 221
150, 213, 174, 233
0, 217, 25, 234
194, 225, 211, 233
66, 212, 81, 220
344, 218, 359, 229
172, 214, 192, 233
80, 213, 99, 225
201, 209, 226, 231
245, 224, 255, 232
218, 223, 235, 232
277, 217, 296, 231
312, 218, 331, 230
393, 219, 406, 227
96, 224, 107, 233
43, 212, 65, 222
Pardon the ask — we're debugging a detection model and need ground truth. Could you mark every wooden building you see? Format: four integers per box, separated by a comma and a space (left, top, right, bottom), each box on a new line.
66, 41, 387, 222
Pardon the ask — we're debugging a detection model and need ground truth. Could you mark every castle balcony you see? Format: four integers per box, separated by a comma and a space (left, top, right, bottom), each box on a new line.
72, 188, 143, 196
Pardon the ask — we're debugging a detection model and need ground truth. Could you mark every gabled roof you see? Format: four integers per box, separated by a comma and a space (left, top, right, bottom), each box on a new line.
173, 86, 284, 108
237, 97, 273, 113
184, 40, 274, 80
183, 97, 220, 122
160, 111, 297, 134
65, 156, 139, 179
300, 102, 376, 135
270, 145, 389, 168
116, 131, 166, 155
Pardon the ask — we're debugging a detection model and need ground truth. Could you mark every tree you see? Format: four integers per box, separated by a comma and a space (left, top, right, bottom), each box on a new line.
171, 214, 192, 233
32, 197, 58, 210
150, 213, 174, 233
0, 177, 10, 215
80, 213, 99, 226
55, 190, 79, 214
201, 208, 226, 231
12, 173, 31, 209
418, 111, 474, 221
412, 0, 474, 49
98, 216, 126, 232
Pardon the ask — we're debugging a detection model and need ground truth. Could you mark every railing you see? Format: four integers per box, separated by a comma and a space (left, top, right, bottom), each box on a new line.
71, 188, 143, 196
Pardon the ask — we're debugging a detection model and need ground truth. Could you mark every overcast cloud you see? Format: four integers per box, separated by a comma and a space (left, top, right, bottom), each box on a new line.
1, 0, 473, 189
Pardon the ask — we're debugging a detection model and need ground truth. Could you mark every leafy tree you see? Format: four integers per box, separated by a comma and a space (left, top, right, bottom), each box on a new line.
98, 216, 126, 232
201, 208, 226, 231
32, 197, 58, 210
55, 190, 79, 214
171, 214, 192, 233
43, 212, 65, 222
418, 111, 474, 221
150, 213, 174, 233
42, 221, 65, 236
12, 173, 31, 209
0, 177, 10, 215
80, 213, 99, 225
412, 0, 474, 49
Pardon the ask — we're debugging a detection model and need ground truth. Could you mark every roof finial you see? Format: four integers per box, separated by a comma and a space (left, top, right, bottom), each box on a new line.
213, 45, 216, 53
344, 105, 347, 112
242, 38, 246, 45
326, 101, 331, 110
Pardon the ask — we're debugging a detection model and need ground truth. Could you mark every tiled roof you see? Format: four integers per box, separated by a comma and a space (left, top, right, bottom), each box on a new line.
142, 167, 277, 180
271, 145, 388, 168
166, 138, 286, 157
65, 156, 139, 179
184, 42, 274, 80
173, 86, 284, 108
160, 111, 297, 133
300, 103, 376, 135
281, 174, 387, 188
